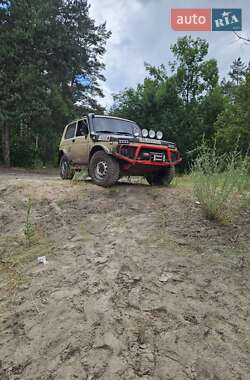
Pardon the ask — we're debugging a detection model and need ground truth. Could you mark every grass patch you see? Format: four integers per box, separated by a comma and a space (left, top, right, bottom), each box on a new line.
240, 192, 250, 209
171, 175, 193, 188
191, 144, 249, 221
72, 169, 87, 182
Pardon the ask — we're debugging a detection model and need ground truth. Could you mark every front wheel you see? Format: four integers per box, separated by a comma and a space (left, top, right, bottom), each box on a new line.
146, 166, 175, 186
60, 155, 74, 180
89, 151, 120, 187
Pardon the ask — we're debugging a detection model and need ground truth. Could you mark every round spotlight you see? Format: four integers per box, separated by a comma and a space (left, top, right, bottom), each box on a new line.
149, 130, 156, 139
134, 131, 139, 137
156, 131, 163, 140
142, 129, 148, 138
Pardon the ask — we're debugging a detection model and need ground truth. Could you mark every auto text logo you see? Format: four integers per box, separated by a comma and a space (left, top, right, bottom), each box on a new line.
171, 8, 242, 32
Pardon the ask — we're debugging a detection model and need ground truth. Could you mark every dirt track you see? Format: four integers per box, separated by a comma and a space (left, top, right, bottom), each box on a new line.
0, 171, 250, 380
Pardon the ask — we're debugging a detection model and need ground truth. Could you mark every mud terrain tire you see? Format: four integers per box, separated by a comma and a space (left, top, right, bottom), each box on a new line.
146, 166, 175, 186
60, 155, 74, 180
89, 151, 120, 187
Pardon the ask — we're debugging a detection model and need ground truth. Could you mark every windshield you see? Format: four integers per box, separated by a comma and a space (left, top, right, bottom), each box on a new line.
93, 117, 141, 136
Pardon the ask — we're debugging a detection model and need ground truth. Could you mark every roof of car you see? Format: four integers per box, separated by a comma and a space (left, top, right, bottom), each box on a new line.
91, 114, 136, 124
65, 114, 137, 127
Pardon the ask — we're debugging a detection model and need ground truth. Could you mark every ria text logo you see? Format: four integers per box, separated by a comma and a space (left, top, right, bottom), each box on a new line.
171, 8, 242, 32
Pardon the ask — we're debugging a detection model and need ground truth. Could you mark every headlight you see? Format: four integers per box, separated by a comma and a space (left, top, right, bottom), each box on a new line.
156, 131, 163, 140
134, 131, 139, 137
142, 129, 148, 138
149, 130, 156, 139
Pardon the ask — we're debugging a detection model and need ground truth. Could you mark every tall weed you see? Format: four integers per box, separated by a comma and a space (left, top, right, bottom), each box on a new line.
192, 143, 249, 221
23, 199, 35, 246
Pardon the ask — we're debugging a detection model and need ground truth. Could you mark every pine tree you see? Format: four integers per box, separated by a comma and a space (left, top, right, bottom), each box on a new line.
0, 0, 110, 166
229, 57, 247, 85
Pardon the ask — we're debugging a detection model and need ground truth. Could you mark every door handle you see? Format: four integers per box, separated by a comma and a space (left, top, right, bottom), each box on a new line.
72, 139, 75, 143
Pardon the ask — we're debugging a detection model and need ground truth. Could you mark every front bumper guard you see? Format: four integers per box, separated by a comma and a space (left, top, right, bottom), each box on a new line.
113, 143, 182, 167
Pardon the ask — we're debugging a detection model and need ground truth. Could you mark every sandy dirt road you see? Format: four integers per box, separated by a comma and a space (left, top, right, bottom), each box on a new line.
0, 171, 250, 379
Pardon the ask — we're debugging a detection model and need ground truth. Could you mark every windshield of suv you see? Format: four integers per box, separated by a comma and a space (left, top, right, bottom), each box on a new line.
93, 117, 141, 137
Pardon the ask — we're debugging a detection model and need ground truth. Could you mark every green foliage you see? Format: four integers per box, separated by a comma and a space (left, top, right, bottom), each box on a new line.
111, 37, 222, 168
1, 11, 249, 172
198, 86, 227, 140
229, 58, 248, 85
111, 36, 249, 169
23, 199, 35, 246
221, 57, 249, 99
11, 135, 36, 168
170, 36, 218, 104
215, 72, 250, 154
171, 175, 193, 189
192, 143, 248, 221
0, 0, 110, 166
237, 157, 250, 191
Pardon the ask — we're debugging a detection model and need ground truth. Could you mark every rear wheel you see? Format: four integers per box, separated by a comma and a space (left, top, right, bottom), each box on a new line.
60, 155, 74, 180
89, 151, 120, 187
146, 166, 175, 186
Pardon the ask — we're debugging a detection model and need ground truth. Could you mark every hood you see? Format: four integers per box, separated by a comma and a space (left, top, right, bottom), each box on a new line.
92, 132, 176, 148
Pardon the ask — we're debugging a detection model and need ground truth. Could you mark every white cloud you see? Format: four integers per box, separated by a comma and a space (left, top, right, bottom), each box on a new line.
89, 0, 250, 108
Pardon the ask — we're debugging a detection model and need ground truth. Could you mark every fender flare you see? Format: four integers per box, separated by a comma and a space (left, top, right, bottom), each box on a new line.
58, 150, 70, 165
89, 144, 112, 160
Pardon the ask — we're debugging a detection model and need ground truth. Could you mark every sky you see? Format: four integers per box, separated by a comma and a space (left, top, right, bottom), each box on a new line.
88, 0, 250, 108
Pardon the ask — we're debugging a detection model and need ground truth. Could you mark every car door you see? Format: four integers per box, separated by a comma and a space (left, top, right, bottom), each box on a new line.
62, 122, 77, 162
70, 118, 90, 165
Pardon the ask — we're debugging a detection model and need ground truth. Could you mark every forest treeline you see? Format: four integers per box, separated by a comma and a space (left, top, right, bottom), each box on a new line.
0, 1, 249, 168
111, 37, 250, 168
0, 0, 110, 167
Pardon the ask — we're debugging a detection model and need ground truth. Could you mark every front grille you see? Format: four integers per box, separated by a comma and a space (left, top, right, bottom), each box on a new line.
120, 146, 136, 159
139, 148, 166, 162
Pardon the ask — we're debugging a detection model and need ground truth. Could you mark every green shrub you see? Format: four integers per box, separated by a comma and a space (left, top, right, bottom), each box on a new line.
192, 143, 249, 221
11, 136, 37, 167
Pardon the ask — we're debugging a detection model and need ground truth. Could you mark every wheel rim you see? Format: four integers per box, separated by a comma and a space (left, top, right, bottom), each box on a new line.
61, 160, 68, 176
95, 160, 108, 179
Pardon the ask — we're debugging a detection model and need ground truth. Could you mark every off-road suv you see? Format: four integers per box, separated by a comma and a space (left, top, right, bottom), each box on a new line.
59, 114, 181, 187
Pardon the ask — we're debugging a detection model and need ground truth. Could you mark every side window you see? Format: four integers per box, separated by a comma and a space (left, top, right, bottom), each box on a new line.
64, 123, 76, 140
76, 119, 89, 137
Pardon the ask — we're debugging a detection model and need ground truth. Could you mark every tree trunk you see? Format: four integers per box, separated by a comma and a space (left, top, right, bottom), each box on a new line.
1, 123, 11, 167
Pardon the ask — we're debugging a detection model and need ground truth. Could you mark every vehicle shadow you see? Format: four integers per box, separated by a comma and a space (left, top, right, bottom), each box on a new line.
85, 178, 150, 188
116, 179, 149, 187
